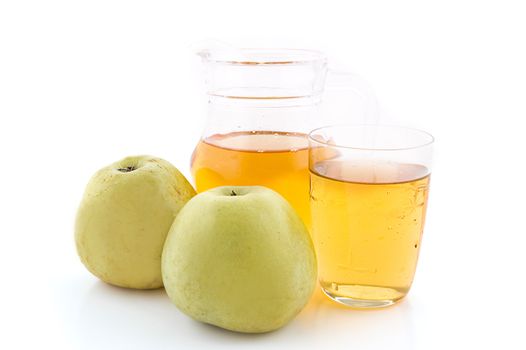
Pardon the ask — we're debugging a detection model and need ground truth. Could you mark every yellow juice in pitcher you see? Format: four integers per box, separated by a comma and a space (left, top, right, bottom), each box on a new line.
191, 131, 311, 228
310, 159, 430, 304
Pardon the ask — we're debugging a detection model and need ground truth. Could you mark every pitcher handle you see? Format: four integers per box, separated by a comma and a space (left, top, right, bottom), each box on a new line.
323, 69, 379, 125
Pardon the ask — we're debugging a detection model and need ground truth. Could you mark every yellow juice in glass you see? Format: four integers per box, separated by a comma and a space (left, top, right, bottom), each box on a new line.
191, 131, 311, 229
310, 159, 430, 305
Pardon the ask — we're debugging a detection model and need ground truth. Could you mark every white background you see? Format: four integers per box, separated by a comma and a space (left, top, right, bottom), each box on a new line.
1, 1, 525, 349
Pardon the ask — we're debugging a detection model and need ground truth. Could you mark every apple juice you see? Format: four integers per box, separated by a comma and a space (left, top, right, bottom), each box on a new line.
191, 131, 310, 229
310, 159, 430, 305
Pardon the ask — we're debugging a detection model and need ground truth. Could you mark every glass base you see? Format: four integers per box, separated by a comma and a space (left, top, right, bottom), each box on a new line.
321, 283, 407, 309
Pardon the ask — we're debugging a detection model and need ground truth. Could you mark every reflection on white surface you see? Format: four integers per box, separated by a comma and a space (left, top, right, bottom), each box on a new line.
295, 288, 415, 349
63, 278, 416, 349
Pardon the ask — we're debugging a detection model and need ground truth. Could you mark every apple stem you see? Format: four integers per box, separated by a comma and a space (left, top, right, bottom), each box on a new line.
230, 190, 237, 196
117, 166, 136, 173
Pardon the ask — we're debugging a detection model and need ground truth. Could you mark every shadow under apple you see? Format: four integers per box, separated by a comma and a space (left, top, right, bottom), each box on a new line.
72, 279, 416, 349
75, 280, 278, 348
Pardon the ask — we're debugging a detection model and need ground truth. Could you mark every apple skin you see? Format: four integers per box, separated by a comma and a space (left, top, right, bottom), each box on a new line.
75, 155, 196, 289
162, 186, 317, 333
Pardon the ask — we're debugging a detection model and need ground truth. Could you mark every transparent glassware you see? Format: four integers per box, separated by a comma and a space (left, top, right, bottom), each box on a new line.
309, 125, 434, 307
190, 48, 328, 229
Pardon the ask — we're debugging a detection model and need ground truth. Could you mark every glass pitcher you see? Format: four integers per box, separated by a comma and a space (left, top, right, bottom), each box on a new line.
190, 48, 327, 229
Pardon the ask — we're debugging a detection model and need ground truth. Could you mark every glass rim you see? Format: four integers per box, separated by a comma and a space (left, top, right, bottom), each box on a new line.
308, 124, 435, 151
198, 48, 327, 66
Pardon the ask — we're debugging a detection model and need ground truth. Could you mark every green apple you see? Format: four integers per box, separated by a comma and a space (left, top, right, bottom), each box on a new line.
75, 155, 196, 289
162, 186, 317, 333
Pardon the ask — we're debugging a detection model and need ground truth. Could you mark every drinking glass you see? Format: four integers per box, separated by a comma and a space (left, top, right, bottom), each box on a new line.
309, 125, 434, 308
